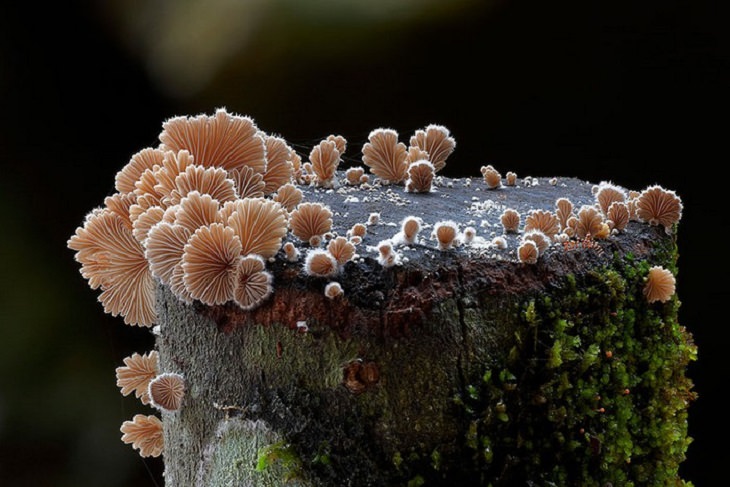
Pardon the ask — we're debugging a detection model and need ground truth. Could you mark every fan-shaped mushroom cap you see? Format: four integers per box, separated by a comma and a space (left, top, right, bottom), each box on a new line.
283, 242, 300, 262
362, 128, 408, 184
433, 221, 459, 250
182, 223, 242, 305
524, 209, 560, 239
104, 192, 137, 229
153, 150, 196, 204
518, 240, 539, 264
289, 202, 333, 243
233, 255, 273, 310
304, 249, 339, 277
262, 135, 294, 194
505, 171, 517, 186
350, 223, 367, 238
324, 281, 344, 299
644, 266, 676, 303
131, 170, 166, 218
607, 201, 630, 232
500, 209, 521, 233
327, 236, 356, 265
522, 230, 550, 255
555, 197, 574, 230
174, 191, 223, 232
272, 183, 303, 212
129, 192, 163, 224
310, 140, 341, 187
67, 208, 156, 327
575, 205, 604, 239
405, 160, 435, 193
148, 373, 186, 412
115, 148, 165, 194
595, 182, 627, 216
345, 167, 366, 186
481, 165, 502, 189
409, 124, 455, 172
326, 134, 347, 155
228, 165, 266, 199
120, 414, 163, 458
405, 146, 430, 165
115, 351, 159, 405
159, 107, 266, 173
635, 185, 683, 232
145, 222, 191, 286
226, 198, 288, 258
399, 216, 422, 244
132, 206, 165, 245
168, 164, 237, 206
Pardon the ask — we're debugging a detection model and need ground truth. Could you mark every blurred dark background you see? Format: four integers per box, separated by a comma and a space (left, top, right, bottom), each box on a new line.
0, 0, 725, 485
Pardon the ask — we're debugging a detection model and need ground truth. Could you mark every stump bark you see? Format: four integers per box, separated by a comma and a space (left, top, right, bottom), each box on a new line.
154, 177, 695, 486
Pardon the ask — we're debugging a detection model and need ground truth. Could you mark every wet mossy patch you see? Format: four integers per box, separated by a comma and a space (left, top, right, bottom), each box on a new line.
452, 249, 696, 486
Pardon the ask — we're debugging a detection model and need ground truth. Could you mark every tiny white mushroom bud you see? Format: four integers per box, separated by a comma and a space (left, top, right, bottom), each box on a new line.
324, 282, 344, 299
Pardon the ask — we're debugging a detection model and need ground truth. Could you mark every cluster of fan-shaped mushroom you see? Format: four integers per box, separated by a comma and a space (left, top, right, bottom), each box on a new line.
67, 112, 461, 323
67, 108, 306, 457
68, 109, 297, 328
289, 123, 455, 195
359, 124, 455, 192
493, 179, 683, 266
66, 109, 456, 457
478, 176, 682, 301
114, 351, 185, 457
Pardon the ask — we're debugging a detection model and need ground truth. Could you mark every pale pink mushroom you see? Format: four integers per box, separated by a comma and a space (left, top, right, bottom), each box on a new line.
524, 210, 560, 240
120, 414, 163, 458
67, 208, 156, 327
327, 237, 356, 266
181, 223, 242, 305
635, 185, 683, 233
409, 124, 455, 172
115, 351, 159, 405
159, 107, 266, 173
148, 372, 186, 412
309, 140, 340, 187
115, 147, 165, 194
362, 128, 408, 184
262, 135, 294, 194
405, 161, 435, 193
289, 202, 333, 243
272, 183, 303, 212
501, 209, 521, 234
518, 240, 539, 264
644, 266, 676, 303
226, 198, 288, 259
233, 255, 273, 311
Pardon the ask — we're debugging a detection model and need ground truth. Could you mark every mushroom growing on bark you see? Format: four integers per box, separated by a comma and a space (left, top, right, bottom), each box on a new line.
120, 414, 163, 458
409, 124, 455, 172
68, 111, 693, 484
362, 128, 408, 184
644, 266, 676, 303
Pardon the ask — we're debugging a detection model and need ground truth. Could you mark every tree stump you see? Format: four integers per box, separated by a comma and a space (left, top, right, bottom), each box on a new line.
153, 176, 695, 486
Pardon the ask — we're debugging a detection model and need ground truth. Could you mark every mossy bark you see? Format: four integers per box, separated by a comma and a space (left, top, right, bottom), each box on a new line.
155, 227, 695, 486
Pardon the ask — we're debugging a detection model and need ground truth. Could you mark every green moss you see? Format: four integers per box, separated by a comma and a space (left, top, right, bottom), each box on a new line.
256, 440, 304, 481
456, 249, 696, 486
407, 475, 426, 487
